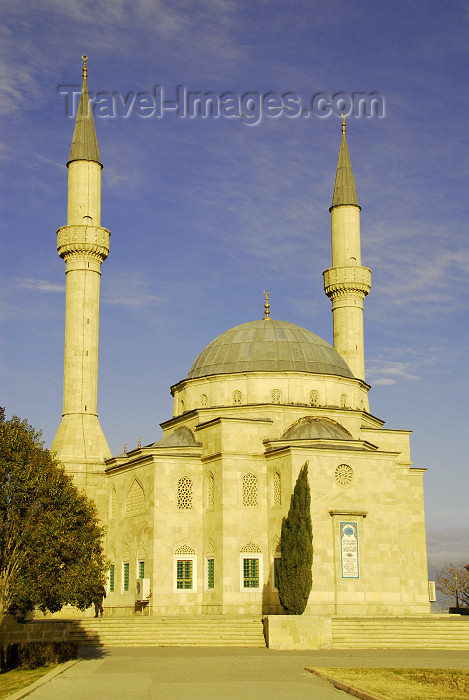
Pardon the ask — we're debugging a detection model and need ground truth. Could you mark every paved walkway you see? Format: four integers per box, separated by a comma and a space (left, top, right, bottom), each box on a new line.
22, 647, 469, 700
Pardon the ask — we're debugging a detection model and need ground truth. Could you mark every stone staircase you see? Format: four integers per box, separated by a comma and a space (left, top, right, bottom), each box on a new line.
332, 615, 469, 649
68, 616, 266, 647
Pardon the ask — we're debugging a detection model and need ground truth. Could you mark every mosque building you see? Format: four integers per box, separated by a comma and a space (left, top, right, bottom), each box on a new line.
51, 58, 430, 617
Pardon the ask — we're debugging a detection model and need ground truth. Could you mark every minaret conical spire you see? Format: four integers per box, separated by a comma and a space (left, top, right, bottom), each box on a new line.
68, 55, 101, 166
323, 119, 371, 382
330, 116, 359, 210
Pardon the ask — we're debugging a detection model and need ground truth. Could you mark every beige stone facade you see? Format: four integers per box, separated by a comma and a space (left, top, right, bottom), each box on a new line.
52, 66, 430, 619
103, 368, 429, 616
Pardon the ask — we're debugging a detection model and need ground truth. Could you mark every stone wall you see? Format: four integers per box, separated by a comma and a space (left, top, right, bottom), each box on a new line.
0, 616, 71, 645
264, 614, 332, 649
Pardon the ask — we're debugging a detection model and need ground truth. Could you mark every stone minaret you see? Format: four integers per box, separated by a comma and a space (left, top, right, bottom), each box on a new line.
52, 57, 111, 506
323, 118, 371, 381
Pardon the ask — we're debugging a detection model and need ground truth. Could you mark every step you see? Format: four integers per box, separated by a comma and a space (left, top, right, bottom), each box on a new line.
331, 616, 469, 649
67, 616, 266, 648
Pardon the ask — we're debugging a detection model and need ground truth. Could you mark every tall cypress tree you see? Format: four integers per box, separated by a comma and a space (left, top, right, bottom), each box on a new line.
277, 461, 313, 614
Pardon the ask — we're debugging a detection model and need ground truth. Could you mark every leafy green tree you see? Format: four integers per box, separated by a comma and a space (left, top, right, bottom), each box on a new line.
277, 461, 313, 614
0, 408, 107, 619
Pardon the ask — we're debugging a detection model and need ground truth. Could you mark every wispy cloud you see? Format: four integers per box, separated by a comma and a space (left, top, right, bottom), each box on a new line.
366, 345, 441, 386
103, 271, 165, 308
375, 248, 469, 307
18, 278, 65, 293
366, 359, 421, 385
372, 377, 397, 386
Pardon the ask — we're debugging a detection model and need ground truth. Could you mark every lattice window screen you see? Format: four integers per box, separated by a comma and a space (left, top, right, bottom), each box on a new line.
111, 486, 117, 519
273, 471, 281, 506
272, 389, 281, 404
177, 476, 193, 509
174, 544, 196, 555
126, 480, 145, 516
240, 541, 261, 553
242, 472, 258, 507
207, 472, 214, 510
310, 390, 319, 406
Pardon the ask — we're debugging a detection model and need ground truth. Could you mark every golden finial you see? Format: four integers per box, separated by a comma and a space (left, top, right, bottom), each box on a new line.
138, 436, 141, 448
341, 113, 346, 134
82, 55, 88, 79
263, 290, 271, 319
123, 443, 127, 454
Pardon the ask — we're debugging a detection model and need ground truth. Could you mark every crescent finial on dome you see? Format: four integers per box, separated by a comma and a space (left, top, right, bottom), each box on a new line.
263, 290, 271, 319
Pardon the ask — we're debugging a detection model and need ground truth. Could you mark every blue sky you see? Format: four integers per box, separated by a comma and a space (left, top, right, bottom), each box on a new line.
1, 0, 468, 576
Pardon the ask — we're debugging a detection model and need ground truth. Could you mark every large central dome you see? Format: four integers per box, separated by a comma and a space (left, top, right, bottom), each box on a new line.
187, 319, 353, 380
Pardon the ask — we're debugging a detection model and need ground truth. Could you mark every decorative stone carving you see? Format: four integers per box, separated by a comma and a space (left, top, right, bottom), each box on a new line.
110, 486, 117, 519
334, 464, 354, 487
57, 225, 110, 261
323, 266, 371, 299
205, 539, 215, 554
177, 476, 193, 509
174, 544, 195, 555
206, 471, 214, 510
242, 472, 258, 507
310, 390, 319, 407
273, 471, 281, 506
126, 479, 145, 516
240, 541, 261, 553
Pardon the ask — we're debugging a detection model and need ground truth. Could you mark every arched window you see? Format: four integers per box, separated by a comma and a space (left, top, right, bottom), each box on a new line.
200, 394, 208, 407
233, 390, 242, 405
174, 544, 196, 591
122, 543, 130, 593
107, 548, 116, 593
137, 542, 146, 579
340, 393, 347, 408
205, 541, 215, 591
242, 472, 258, 507
240, 542, 262, 590
273, 471, 281, 507
272, 389, 281, 404
309, 390, 319, 407
177, 476, 193, 509
126, 479, 145, 516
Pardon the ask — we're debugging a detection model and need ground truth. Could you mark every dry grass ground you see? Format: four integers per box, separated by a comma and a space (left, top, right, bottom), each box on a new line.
310, 668, 469, 700
0, 666, 55, 699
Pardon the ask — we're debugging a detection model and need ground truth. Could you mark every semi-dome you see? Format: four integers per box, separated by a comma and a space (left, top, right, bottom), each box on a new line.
282, 418, 352, 441
186, 319, 353, 380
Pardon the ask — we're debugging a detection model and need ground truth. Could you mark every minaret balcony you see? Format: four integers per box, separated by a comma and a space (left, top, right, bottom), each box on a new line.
57, 224, 110, 262
323, 266, 371, 299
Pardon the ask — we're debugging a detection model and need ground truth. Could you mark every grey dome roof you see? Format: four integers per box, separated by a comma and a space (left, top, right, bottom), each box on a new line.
152, 426, 199, 448
282, 418, 352, 441
187, 319, 353, 380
